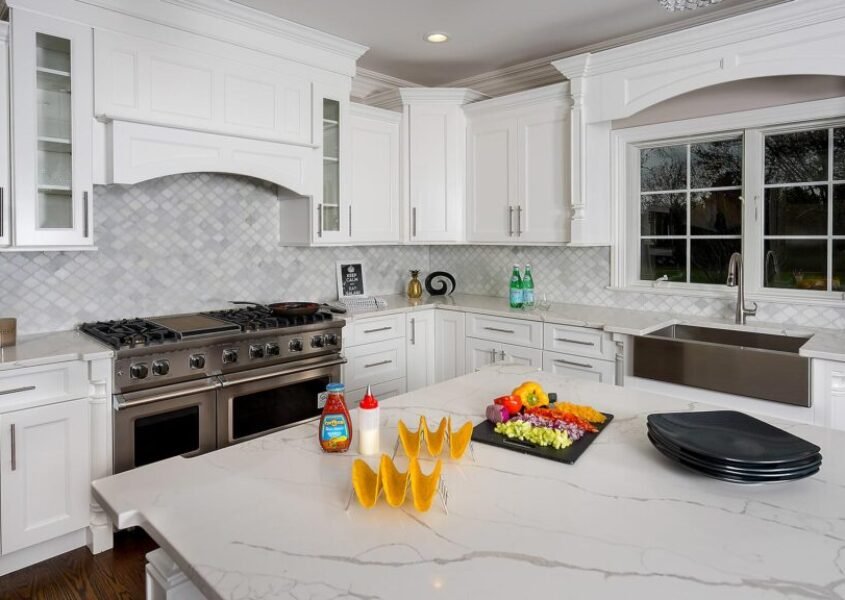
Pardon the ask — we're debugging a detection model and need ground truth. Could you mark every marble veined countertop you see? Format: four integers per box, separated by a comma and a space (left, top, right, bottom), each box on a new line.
93, 366, 845, 600
345, 293, 845, 361
0, 329, 113, 371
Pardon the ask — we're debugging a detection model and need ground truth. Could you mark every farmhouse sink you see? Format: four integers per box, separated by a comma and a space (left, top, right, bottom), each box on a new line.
632, 324, 812, 406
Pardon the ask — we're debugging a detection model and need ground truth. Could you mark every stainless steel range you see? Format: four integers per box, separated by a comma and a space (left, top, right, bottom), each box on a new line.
80, 307, 345, 473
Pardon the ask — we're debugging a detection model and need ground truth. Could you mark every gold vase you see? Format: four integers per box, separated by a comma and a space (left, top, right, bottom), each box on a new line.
407, 270, 423, 299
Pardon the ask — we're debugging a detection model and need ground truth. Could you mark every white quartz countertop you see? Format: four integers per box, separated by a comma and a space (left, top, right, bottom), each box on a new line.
344, 293, 845, 360
0, 329, 113, 370
93, 366, 845, 600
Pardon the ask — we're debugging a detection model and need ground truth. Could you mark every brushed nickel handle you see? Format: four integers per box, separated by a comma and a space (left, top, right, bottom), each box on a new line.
317, 204, 323, 237
116, 382, 222, 409
83, 191, 90, 238
410, 318, 416, 345
10, 424, 16, 471
554, 358, 593, 369
483, 326, 515, 334
0, 187, 4, 238
555, 337, 595, 346
489, 348, 497, 362
348, 205, 352, 236
508, 206, 514, 236
498, 351, 506, 360
0, 386, 35, 396
412, 207, 417, 237
363, 326, 392, 334
364, 360, 392, 369
516, 206, 522, 236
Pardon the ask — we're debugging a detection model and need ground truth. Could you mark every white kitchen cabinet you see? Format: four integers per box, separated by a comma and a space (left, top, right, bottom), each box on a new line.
406, 310, 436, 391
543, 323, 615, 361
343, 338, 406, 392
465, 337, 542, 372
0, 23, 9, 248
434, 311, 466, 383
10, 10, 93, 248
543, 351, 615, 384
346, 378, 407, 409
401, 89, 484, 243
0, 398, 90, 555
348, 104, 401, 244
314, 84, 350, 244
465, 84, 569, 244
466, 313, 543, 349
811, 359, 845, 432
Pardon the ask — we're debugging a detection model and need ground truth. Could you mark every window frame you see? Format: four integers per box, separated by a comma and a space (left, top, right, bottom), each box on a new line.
611, 96, 845, 305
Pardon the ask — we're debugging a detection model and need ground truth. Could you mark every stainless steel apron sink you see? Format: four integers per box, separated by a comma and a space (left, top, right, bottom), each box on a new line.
632, 324, 812, 406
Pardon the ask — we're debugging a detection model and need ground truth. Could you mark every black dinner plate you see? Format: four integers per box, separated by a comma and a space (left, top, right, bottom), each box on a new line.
646, 424, 822, 473
647, 411, 820, 465
648, 432, 821, 482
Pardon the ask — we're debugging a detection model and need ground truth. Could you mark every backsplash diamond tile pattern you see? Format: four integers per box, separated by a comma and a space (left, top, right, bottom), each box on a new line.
1, 172, 843, 335
0, 174, 428, 335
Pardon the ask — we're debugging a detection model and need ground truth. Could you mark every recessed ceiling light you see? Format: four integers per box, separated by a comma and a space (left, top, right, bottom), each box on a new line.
425, 32, 449, 43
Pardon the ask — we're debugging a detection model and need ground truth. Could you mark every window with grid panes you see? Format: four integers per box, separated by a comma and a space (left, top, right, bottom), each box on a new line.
639, 137, 743, 284
763, 126, 845, 292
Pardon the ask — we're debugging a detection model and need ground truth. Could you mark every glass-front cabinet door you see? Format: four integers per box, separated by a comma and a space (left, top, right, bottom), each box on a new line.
11, 11, 93, 247
314, 84, 349, 243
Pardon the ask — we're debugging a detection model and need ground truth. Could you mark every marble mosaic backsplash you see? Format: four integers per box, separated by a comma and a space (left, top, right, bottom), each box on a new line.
1, 172, 843, 335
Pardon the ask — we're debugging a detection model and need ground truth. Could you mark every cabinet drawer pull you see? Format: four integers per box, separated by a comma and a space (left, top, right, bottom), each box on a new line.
83, 191, 90, 238
554, 358, 593, 369
412, 207, 417, 237
0, 386, 36, 396
363, 326, 392, 334
483, 326, 515, 334
10, 424, 16, 471
555, 337, 595, 346
410, 318, 416, 345
317, 204, 323, 237
516, 205, 522, 236
508, 206, 514, 236
0, 187, 4, 238
364, 360, 393, 369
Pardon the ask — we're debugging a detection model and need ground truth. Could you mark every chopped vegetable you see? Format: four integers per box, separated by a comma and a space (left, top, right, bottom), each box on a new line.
486, 404, 510, 424
552, 402, 607, 424
526, 406, 598, 433
494, 420, 572, 450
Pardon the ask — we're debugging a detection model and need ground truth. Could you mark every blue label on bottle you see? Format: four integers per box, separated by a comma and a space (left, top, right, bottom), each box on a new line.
523, 289, 535, 305
510, 288, 523, 305
321, 415, 349, 443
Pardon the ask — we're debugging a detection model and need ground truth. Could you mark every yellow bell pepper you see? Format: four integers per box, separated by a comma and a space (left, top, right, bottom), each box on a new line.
512, 380, 549, 408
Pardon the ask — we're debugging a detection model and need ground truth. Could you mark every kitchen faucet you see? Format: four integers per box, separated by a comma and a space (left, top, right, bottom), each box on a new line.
726, 252, 757, 325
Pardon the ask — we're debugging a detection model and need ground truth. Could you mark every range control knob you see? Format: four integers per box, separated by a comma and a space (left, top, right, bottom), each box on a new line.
325, 333, 339, 346
289, 339, 303, 352
152, 360, 170, 376
129, 363, 149, 379
189, 354, 206, 369
310, 335, 325, 348
249, 344, 265, 359
266, 343, 281, 356
222, 348, 239, 364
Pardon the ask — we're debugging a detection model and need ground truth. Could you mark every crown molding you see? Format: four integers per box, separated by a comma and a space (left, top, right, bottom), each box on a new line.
351, 67, 420, 102
463, 82, 570, 115
399, 88, 488, 106
349, 102, 403, 123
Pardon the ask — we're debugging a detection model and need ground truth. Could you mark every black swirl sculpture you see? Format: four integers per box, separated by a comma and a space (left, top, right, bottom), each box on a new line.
424, 271, 456, 296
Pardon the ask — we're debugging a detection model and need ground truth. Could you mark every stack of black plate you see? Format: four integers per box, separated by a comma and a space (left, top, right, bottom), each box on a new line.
647, 411, 822, 484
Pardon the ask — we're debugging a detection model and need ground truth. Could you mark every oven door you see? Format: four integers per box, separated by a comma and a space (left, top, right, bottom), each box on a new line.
114, 377, 220, 474
217, 356, 345, 448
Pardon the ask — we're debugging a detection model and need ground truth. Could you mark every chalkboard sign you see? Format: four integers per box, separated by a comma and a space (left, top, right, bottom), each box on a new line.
336, 261, 367, 298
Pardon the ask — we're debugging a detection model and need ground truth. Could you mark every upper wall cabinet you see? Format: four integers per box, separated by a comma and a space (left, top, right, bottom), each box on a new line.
94, 30, 313, 146
465, 84, 570, 245
0, 24, 10, 248
9, 11, 93, 248
401, 89, 485, 244
348, 104, 401, 244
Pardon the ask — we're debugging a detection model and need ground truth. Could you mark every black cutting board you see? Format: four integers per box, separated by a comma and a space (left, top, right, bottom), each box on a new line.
471, 413, 613, 465
648, 411, 820, 465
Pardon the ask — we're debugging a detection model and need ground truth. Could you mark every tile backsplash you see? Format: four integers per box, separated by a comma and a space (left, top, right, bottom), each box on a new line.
1, 172, 843, 335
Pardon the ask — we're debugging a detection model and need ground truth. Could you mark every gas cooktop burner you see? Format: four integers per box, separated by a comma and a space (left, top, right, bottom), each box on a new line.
79, 319, 179, 350
201, 307, 332, 332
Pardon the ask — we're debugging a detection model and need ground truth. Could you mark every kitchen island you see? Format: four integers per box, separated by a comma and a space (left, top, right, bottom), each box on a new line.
93, 365, 845, 600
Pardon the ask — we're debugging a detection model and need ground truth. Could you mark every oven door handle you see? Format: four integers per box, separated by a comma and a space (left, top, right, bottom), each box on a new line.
219, 357, 347, 388
115, 381, 222, 410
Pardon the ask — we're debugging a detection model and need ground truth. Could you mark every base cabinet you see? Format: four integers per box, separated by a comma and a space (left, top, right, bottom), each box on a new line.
346, 378, 407, 408
542, 351, 615, 384
406, 310, 436, 391
0, 398, 90, 555
434, 311, 466, 383
465, 337, 542, 372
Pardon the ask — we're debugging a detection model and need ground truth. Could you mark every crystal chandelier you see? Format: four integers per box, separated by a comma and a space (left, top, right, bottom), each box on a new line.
658, 0, 724, 11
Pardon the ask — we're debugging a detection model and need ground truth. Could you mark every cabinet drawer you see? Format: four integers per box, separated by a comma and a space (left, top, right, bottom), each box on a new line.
343, 338, 406, 391
0, 362, 88, 411
543, 351, 615, 384
544, 323, 614, 360
466, 313, 542, 348
346, 314, 406, 347
346, 378, 407, 408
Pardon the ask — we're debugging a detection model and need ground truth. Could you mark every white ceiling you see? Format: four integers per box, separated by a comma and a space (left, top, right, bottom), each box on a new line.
233, 0, 786, 85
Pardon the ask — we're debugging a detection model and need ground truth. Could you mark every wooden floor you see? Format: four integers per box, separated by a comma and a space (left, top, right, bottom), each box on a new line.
0, 529, 157, 600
